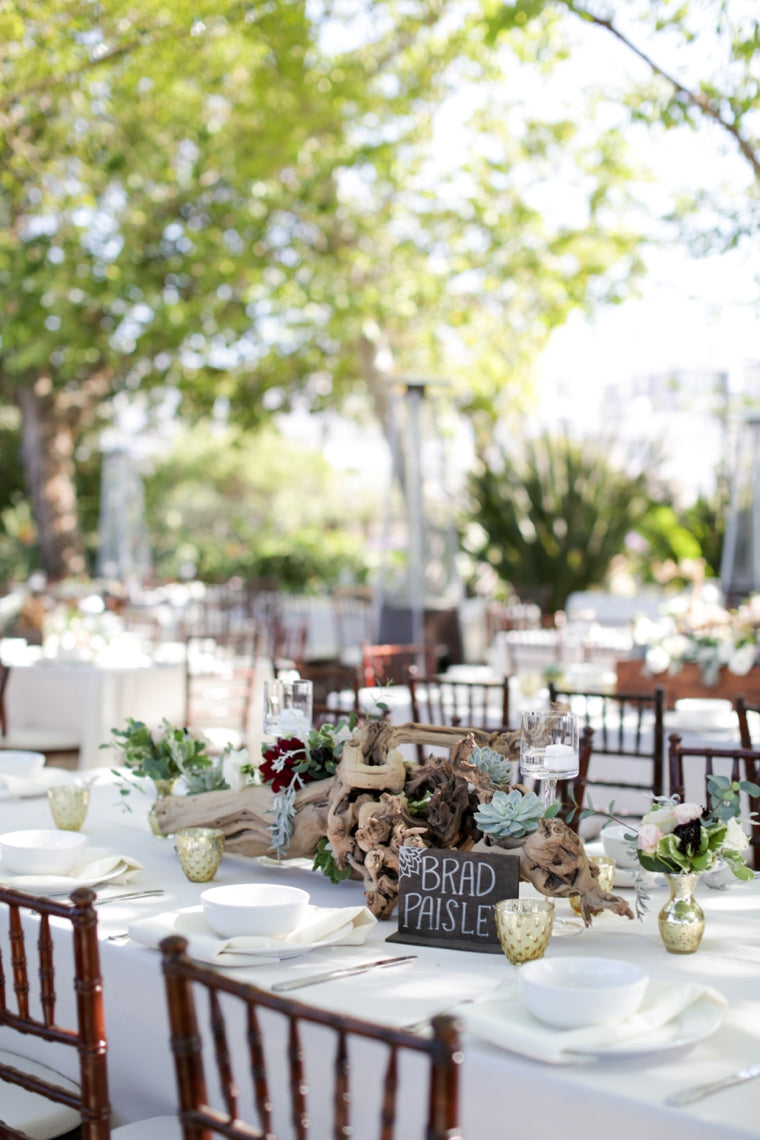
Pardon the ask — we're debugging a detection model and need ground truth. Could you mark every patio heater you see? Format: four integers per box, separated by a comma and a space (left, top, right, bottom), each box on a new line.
375, 377, 463, 668
96, 442, 152, 589
720, 413, 760, 605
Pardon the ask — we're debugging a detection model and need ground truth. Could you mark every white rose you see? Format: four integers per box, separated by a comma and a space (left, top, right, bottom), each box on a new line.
728, 643, 757, 676
723, 817, 750, 852
222, 747, 252, 792
645, 646, 670, 675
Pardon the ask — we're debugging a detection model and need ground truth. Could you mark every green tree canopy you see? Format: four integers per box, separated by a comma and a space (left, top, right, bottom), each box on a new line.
1, 0, 648, 579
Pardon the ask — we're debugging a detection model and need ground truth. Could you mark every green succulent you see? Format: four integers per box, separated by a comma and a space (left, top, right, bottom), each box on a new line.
474, 789, 547, 839
470, 745, 512, 789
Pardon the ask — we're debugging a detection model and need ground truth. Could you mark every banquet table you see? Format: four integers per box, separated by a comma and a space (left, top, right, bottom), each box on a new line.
2, 649, 186, 768
2, 780, 760, 1139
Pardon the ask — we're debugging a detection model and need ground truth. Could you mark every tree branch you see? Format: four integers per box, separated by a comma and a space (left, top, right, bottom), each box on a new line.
563, 0, 760, 182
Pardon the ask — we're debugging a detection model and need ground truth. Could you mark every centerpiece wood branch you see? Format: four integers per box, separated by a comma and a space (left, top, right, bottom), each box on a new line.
155, 721, 633, 925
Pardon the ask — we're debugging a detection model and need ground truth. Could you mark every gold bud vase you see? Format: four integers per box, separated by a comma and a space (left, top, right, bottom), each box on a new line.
658, 872, 705, 954
148, 778, 176, 837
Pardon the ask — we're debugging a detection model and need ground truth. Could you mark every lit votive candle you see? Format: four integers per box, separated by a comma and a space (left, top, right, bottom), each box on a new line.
278, 708, 308, 736
544, 743, 577, 772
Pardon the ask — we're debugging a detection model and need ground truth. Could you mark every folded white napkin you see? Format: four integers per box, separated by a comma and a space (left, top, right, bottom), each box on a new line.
463, 980, 727, 1065
128, 903, 377, 966
0, 850, 144, 893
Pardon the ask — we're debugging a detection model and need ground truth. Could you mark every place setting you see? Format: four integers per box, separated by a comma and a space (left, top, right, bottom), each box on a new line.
0, 827, 145, 895
0, 749, 76, 800
126, 882, 378, 967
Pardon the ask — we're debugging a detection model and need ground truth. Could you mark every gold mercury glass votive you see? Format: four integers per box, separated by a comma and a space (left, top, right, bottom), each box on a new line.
570, 855, 616, 916
494, 898, 555, 965
175, 827, 226, 883
47, 784, 90, 831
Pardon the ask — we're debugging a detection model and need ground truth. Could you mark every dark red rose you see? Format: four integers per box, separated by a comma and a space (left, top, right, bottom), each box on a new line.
260, 737, 311, 793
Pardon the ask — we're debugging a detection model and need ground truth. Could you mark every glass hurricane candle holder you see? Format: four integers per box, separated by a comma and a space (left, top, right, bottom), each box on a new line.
519, 709, 579, 808
175, 827, 226, 883
494, 898, 555, 965
48, 784, 90, 831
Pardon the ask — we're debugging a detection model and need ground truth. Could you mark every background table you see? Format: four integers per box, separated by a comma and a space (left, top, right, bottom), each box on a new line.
3, 656, 185, 768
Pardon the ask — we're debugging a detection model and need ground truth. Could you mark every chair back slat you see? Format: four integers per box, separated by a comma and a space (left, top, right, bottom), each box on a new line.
160, 936, 462, 1140
38, 912, 56, 1027
246, 1003, 272, 1136
333, 1029, 350, 1140
0, 885, 110, 1140
209, 989, 238, 1122
379, 1043, 399, 1140
288, 1016, 308, 1140
0, 660, 10, 735
9, 903, 30, 1020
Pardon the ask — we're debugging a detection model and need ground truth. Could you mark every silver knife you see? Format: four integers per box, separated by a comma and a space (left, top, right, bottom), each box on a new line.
93, 890, 165, 906
271, 955, 417, 992
665, 1061, 760, 1107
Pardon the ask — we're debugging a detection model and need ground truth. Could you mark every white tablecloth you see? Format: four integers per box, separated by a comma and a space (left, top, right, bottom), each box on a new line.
4, 657, 185, 769
1, 783, 760, 1138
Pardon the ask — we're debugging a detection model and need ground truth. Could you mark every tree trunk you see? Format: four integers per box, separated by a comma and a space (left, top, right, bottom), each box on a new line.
15, 381, 87, 580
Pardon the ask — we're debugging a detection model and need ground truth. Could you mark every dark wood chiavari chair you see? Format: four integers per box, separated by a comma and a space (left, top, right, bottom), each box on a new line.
0, 886, 175, 1139
668, 733, 760, 870
159, 934, 462, 1140
360, 643, 435, 688
734, 692, 760, 749
548, 683, 665, 822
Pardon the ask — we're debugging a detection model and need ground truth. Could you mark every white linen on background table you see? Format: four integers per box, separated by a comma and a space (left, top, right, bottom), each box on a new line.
5, 659, 185, 768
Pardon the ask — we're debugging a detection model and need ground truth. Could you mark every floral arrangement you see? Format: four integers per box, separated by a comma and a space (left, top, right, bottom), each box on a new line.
635, 775, 757, 881
260, 716, 357, 867
637, 616, 758, 686
106, 717, 257, 798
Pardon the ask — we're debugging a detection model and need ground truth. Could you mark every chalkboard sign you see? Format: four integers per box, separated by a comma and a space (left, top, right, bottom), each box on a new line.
387, 846, 520, 953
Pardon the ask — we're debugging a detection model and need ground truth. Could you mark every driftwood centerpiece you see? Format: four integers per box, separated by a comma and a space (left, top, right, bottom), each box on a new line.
155, 721, 633, 925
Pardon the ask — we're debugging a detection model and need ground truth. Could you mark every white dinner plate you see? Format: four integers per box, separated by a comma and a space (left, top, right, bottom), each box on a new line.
0, 860, 132, 894
566, 997, 724, 1059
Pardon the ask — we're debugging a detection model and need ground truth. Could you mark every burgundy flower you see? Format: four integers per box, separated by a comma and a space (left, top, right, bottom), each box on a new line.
260, 737, 311, 793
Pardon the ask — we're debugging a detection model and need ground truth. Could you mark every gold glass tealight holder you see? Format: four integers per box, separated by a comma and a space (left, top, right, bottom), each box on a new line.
48, 783, 90, 831
494, 898, 555, 965
175, 827, 226, 883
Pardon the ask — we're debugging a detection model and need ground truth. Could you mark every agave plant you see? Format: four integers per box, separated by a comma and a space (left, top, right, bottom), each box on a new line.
465, 432, 657, 615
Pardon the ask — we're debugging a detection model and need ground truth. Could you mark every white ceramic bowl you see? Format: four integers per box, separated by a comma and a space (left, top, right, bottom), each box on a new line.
0, 829, 87, 875
674, 698, 733, 729
519, 956, 649, 1029
0, 750, 46, 778
201, 883, 310, 938
600, 823, 638, 869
